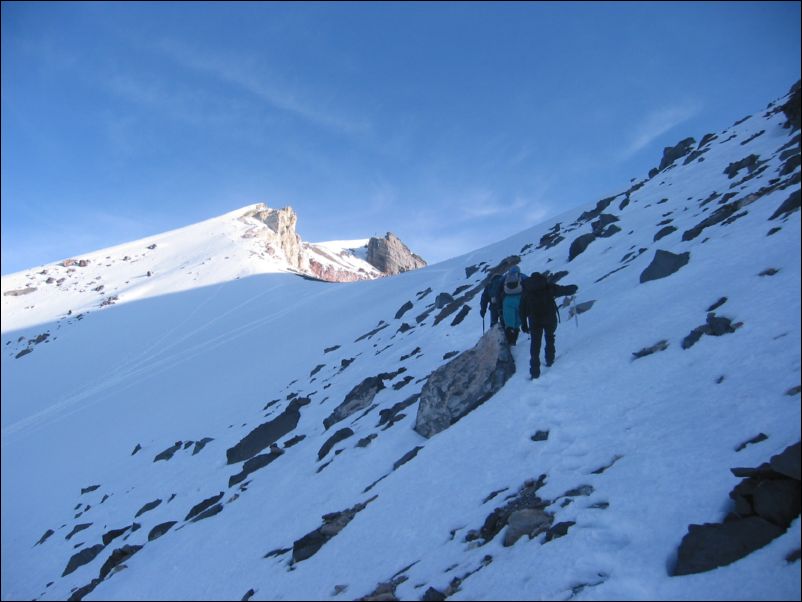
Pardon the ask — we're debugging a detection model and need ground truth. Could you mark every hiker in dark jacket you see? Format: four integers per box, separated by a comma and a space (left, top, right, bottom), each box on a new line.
519, 272, 578, 379
480, 273, 505, 327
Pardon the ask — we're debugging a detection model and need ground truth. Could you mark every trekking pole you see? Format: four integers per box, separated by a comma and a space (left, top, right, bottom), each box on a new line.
482, 313, 485, 334
572, 296, 579, 328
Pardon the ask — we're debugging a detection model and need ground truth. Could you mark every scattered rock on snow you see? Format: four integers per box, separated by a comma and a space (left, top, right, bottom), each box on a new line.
323, 375, 386, 430
682, 313, 742, 349
227, 397, 309, 464
639, 250, 690, 283
148, 521, 177, 541
291, 496, 378, 563
632, 340, 669, 360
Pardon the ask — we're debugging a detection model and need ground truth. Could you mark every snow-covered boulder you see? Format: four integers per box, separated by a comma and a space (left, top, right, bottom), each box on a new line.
414, 324, 515, 438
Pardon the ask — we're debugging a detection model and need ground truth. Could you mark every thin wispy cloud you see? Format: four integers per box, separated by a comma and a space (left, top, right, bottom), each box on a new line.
156, 40, 370, 138
459, 190, 528, 221
621, 102, 703, 159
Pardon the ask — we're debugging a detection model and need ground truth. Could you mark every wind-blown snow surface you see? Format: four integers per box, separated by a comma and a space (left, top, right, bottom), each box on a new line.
2, 94, 800, 601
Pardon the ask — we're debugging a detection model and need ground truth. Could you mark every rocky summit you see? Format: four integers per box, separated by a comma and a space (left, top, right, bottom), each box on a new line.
242, 205, 426, 282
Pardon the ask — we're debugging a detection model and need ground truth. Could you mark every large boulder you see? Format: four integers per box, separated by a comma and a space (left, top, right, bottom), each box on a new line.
672, 441, 801, 576
366, 232, 427, 275
414, 325, 515, 438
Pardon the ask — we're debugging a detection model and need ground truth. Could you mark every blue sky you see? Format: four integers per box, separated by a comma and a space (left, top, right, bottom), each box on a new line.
2, 1, 800, 275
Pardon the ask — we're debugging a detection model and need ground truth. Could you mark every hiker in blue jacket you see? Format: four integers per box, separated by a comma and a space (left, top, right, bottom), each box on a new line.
480, 273, 505, 327
501, 266, 524, 345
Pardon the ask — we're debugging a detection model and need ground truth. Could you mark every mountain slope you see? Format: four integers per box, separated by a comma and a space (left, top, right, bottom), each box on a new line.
1, 83, 800, 602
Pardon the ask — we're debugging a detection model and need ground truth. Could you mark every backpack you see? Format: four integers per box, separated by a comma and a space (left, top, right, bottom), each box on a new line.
522, 272, 560, 324
504, 266, 522, 293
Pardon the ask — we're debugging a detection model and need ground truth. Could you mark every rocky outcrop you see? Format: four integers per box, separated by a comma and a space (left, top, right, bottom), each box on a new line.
780, 80, 801, 130
242, 205, 304, 271
414, 325, 515, 438
658, 137, 696, 171
366, 232, 427, 275
673, 442, 801, 576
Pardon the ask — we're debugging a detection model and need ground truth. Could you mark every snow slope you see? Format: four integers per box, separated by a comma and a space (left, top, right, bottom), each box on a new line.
1, 86, 800, 601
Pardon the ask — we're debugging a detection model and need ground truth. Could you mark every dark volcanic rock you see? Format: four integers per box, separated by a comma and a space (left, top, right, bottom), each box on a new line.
477, 476, 549, 544
318, 428, 354, 461
323, 375, 386, 430
568, 233, 597, 262
185, 492, 224, 522
450, 304, 471, 326
192, 437, 214, 455
101, 526, 130, 546
148, 521, 178, 541
769, 189, 801, 221
35, 529, 55, 546
724, 154, 761, 179
393, 446, 424, 470
632, 340, 669, 360
654, 225, 677, 242
639, 250, 690, 283
226, 398, 308, 464
292, 497, 377, 563
65, 523, 92, 541
681, 313, 741, 349
154, 441, 183, 462
435, 292, 454, 308
134, 499, 162, 518
378, 394, 420, 427
62, 544, 105, 577
228, 447, 284, 487
99, 544, 142, 580
394, 300, 414, 319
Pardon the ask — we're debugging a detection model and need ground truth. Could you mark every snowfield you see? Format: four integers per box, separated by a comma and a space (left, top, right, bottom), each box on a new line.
1, 87, 800, 601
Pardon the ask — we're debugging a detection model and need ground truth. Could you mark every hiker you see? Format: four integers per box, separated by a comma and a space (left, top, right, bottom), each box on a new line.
519, 272, 578, 379
480, 273, 505, 327
501, 265, 524, 345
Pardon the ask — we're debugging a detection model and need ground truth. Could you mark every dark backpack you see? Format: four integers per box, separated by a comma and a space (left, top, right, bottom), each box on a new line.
523, 273, 560, 323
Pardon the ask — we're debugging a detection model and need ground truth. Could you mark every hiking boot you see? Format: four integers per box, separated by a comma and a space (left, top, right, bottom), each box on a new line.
530, 368, 540, 380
